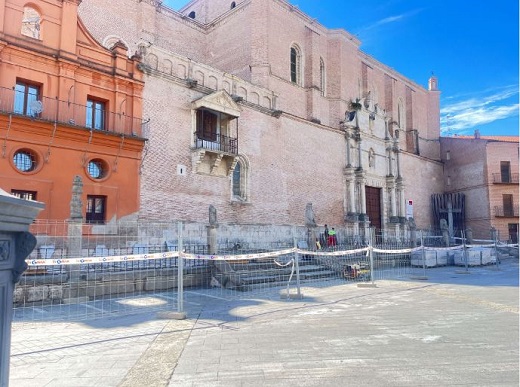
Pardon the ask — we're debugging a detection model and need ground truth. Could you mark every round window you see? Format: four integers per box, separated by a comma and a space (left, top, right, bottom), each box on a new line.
87, 159, 108, 179
13, 149, 37, 172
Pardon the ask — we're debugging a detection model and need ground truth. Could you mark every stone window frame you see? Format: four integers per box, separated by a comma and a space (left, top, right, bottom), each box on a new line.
86, 96, 107, 131
231, 155, 250, 203
12, 148, 42, 175
14, 79, 42, 117
86, 158, 110, 182
290, 44, 303, 86
86, 195, 107, 224
319, 57, 326, 96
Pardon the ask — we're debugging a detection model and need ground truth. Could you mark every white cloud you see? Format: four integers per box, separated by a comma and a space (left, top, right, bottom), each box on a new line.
358, 9, 423, 34
441, 86, 519, 134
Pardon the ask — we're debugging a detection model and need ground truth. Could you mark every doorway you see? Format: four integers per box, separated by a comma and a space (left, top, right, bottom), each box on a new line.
365, 186, 382, 232
508, 223, 518, 243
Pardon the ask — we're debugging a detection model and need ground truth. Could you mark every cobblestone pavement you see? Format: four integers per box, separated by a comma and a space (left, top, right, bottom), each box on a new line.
10, 258, 519, 386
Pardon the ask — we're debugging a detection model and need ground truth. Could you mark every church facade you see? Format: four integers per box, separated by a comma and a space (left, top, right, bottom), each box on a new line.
78, 0, 445, 236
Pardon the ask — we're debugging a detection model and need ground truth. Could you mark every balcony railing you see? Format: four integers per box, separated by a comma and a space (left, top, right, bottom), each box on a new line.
494, 205, 519, 217
0, 86, 148, 137
193, 132, 238, 154
492, 173, 519, 184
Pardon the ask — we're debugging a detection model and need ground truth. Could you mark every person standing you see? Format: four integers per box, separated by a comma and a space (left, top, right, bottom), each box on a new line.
323, 224, 329, 247
328, 227, 337, 247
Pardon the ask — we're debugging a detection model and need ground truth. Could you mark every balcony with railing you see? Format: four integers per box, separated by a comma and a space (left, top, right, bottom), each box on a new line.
191, 132, 238, 177
492, 173, 519, 184
494, 205, 519, 218
193, 132, 238, 155
0, 86, 148, 137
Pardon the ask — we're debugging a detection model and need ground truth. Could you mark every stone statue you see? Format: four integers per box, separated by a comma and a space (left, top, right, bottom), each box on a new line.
440, 218, 449, 247
305, 203, 317, 228
465, 228, 473, 244
209, 205, 217, 226
408, 218, 417, 247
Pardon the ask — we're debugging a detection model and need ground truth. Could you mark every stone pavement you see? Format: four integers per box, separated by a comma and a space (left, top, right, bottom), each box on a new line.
9, 258, 519, 386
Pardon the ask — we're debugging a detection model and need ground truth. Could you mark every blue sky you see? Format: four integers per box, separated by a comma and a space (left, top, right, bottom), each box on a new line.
163, 0, 519, 136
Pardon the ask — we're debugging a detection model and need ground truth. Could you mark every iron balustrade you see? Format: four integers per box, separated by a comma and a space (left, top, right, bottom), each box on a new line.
492, 173, 519, 184
494, 205, 519, 217
0, 86, 149, 137
193, 132, 238, 154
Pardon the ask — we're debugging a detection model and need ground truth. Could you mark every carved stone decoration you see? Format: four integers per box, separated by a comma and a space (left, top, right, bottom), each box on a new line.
364, 91, 371, 109
192, 90, 241, 118
0, 241, 9, 262
12, 232, 36, 284
70, 175, 83, 221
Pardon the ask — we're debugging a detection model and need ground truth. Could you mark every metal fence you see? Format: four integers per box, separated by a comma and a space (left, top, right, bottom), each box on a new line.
13, 221, 514, 323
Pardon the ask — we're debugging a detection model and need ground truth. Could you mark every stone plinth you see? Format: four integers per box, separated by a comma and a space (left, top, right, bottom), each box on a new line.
0, 188, 44, 387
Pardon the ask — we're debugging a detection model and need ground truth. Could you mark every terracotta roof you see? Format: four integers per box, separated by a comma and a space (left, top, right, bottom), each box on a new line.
446, 135, 519, 143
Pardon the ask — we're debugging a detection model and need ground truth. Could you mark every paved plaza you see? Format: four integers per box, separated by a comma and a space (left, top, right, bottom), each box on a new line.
9, 258, 519, 387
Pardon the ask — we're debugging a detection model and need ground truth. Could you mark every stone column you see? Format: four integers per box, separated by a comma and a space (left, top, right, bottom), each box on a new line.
395, 146, 402, 180
386, 176, 398, 222
207, 205, 218, 255
465, 228, 474, 244
305, 203, 317, 249
356, 170, 367, 218
360, 182, 367, 216
345, 128, 352, 168
357, 137, 363, 170
0, 189, 44, 387
387, 147, 393, 176
344, 168, 357, 222
396, 177, 406, 221
67, 176, 83, 280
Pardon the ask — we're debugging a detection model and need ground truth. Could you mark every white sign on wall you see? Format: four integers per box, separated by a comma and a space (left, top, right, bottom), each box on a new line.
406, 199, 414, 219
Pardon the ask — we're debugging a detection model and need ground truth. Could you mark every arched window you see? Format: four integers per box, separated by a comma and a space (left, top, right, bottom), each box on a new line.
102, 36, 131, 56
21, 6, 41, 39
290, 45, 302, 85
231, 1, 236, 8
232, 156, 249, 201
232, 162, 242, 197
188, 11, 196, 19
319, 58, 326, 96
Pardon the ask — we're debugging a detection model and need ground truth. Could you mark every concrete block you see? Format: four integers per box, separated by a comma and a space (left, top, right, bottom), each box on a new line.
411, 250, 437, 267
26, 286, 49, 302
48, 285, 63, 300
13, 286, 25, 304
435, 250, 448, 266
144, 277, 176, 291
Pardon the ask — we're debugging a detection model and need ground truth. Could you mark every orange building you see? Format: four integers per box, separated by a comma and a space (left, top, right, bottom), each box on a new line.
440, 133, 519, 242
0, 0, 146, 224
